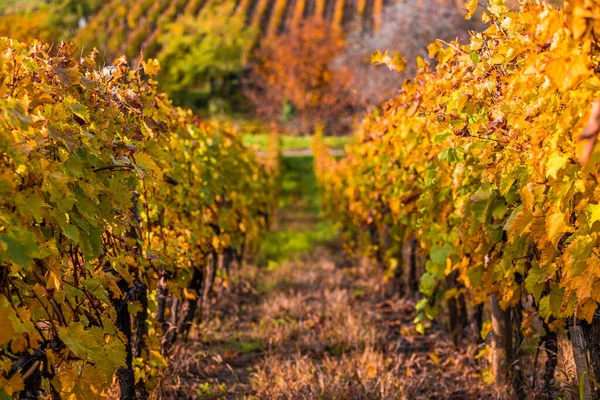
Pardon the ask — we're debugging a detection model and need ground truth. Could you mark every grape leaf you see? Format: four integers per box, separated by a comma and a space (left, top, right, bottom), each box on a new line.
59, 323, 126, 381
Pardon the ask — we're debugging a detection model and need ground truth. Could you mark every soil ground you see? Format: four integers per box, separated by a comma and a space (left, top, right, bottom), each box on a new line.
156, 243, 496, 399
155, 155, 578, 399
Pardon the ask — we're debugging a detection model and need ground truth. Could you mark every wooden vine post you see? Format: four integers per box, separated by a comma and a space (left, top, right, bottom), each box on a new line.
490, 294, 512, 388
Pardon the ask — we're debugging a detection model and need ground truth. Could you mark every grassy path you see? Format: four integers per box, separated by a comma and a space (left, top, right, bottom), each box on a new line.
156, 156, 490, 399
158, 247, 492, 399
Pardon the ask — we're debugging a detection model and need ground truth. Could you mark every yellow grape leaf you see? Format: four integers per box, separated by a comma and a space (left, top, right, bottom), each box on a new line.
506, 208, 532, 243
520, 183, 545, 210
545, 151, 570, 179
70, 102, 90, 123
10, 334, 27, 353
0, 305, 16, 346
480, 321, 492, 341
57, 363, 105, 400
539, 241, 557, 266
58, 41, 78, 56
586, 203, 600, 225
54, 65, 81, 86
141, 58, 161, 77
429, 352, 440, 365
464, 0, 478, 20
371, 50, 406, 72
427, 41, 443, 58
183, 288, 197, 300
565, 1, 600, 41
564, 234, 596, 278
538, 284, 565, 320
546, 55, 592, 92
545, 211, 571, 246
46, 259, 62, 291
56, 363, 79, 393
0, 374, 24, 395
134, 152, 161, 179
577, 299, 598, 323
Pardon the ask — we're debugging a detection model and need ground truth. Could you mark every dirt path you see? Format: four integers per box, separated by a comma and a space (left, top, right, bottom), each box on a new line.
257, 148, 345, 157
155, 155, 494, 399
156, 241, 493, 399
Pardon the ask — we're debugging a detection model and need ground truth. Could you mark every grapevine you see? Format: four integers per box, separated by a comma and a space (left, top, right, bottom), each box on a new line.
0, 39, 277, 398
315, 0, 600, 392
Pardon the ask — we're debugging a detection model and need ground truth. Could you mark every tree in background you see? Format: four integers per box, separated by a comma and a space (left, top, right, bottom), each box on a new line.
158, 0, 256, 112
245, 18, 358, 136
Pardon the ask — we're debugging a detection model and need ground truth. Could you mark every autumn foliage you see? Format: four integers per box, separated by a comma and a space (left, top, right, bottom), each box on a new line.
245, 19, 357, 135
0, 11, 52, 44
315, 0, 600, 395
0, 39, 277, 398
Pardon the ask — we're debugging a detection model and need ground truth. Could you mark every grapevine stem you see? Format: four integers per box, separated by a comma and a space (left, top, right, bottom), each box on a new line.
93, 165, 134, 173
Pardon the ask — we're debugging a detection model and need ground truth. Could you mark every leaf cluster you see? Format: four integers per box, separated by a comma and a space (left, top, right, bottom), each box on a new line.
315, 0, 600, 331
0, 39, 277, 397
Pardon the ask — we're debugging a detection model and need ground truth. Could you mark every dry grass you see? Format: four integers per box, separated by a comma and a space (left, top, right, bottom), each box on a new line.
155, 245, 501, 399
245, 249, 490, 400
120, 158, 580, 399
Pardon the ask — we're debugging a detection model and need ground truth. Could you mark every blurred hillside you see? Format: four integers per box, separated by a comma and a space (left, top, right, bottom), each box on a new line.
0, 0, 481, 132
75, 0, 469, 60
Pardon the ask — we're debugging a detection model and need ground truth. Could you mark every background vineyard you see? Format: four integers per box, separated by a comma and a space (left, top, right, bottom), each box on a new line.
75, 0, 405, 60
0, 0, 477, 123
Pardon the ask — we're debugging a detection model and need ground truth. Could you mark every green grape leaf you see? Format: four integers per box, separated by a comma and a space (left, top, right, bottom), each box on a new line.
525, 265, 546, 302
0, 228, 40, 269
63, 224, 80, 243
419, 273, 437, 297
437, 147, 464, 163
59, 323, 126, 381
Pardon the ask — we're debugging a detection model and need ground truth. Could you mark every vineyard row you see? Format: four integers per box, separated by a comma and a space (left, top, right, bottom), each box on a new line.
75, 0, 400, 61
314, 0, 600, 396
0, 39, 279, 399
